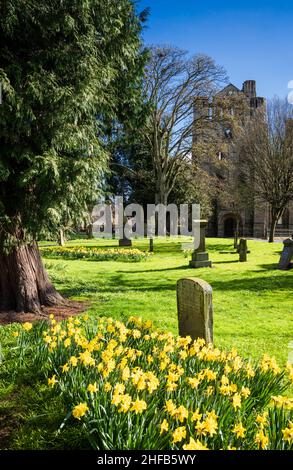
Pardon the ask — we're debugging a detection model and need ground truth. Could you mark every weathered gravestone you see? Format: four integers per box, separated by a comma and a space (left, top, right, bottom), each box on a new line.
119, 216, 132, 247
189, 220, 212, 268
177, 278, 213, 343
278, 237, 293, 270
119, 238, 132, 247
149, 238, 154, 252
239, 238, 247, 262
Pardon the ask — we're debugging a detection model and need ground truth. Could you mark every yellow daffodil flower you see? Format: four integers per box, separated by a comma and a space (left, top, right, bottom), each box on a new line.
160, 419, 169, 434
255, 429, 269, 449
22, 322, 33, 332
61, 363, 69, 373
72, 403, 89, 420
232, 423, 246, 438
282, 422, 293, 443
48, 375, 57, 387
130, 399, 147, 414
183, 437, 208, 450
64, 338, 71, 348
172, 426, 186, 444
87, 383, 98, 393
104, 382, 112, 392
232, 393, 242, 410
69, 356, 78, 367
191, 409, 202, 423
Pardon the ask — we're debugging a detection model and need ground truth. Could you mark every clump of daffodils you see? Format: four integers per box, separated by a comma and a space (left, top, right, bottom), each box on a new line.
18, 315, 293, 450
40, 246, 151, 262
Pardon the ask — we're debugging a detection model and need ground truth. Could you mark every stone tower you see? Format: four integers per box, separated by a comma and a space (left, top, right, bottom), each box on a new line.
193, 80, 293, 238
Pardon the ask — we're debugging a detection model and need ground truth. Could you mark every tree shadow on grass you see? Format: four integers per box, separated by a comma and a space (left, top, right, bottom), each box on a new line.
116, 265, 190, 274
59, 271, 293, 299
206, 243, 234, 253
212, 260, 239, 264
256, 263, 280, 271
60, 283, 175, 298
210, 274, 293, 292
146, 243, 186, 254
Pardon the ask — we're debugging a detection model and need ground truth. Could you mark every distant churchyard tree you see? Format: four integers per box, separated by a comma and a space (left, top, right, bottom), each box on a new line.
237, 98, 293, 242
142, 46, 227, 204
0, 0, 146, 312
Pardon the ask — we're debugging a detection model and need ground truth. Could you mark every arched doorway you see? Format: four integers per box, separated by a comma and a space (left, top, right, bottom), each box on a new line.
221, 213, 243, 238
224, 217, 236, 237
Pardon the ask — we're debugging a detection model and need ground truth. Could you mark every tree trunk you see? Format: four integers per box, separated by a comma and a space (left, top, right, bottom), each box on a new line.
57, 229, 66, 246
86, 224, 94, 239
155, 186, 169, 236
268, 208, 280, 243
155, 183, 168, 206
0, 242, 64, 313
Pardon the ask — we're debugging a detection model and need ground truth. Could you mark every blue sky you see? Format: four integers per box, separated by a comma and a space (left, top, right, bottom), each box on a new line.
138, 0, 292, 100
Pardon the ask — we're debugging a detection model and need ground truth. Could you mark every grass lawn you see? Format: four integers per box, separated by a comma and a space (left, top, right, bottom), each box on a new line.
0, 236, 292, 449
41, 237, 293, 365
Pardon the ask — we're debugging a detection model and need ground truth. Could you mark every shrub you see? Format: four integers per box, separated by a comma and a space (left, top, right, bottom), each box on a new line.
15, 316, 293, 450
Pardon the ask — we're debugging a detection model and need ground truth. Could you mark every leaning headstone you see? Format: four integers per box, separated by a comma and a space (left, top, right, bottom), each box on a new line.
239, 238, 247, 262
177, 278, 213, 343
189, 220, 212, 268
278, 237, 293, 270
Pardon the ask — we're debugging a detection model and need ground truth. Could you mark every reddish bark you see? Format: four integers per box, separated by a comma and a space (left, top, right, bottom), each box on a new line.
0, 242, 64, 313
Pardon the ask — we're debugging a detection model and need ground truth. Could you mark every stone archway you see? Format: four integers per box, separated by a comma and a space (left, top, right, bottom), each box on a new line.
219, 213, 244, 238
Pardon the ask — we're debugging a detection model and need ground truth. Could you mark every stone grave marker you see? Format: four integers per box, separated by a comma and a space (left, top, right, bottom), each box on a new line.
149, 238, 154, 252
278, 238, 293, 270
177, 278, 213, 343
239, 238, 247, 262
119, 238, 132, 247
119, 216, 132, 247
189, 220, 212, 268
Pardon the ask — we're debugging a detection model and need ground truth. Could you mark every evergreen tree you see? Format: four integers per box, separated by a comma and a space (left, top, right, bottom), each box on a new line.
0, 0, 146, 312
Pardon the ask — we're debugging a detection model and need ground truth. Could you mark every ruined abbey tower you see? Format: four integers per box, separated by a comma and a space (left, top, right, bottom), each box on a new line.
193, 80, 293, 238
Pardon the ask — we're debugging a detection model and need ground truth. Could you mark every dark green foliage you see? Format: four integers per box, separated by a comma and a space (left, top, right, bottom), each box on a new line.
108, 136, 154, 206
0, 0, 147, 249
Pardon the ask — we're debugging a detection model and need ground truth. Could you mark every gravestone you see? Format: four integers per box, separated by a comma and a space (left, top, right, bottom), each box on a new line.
119, 238, 132, 247
149, 238, 154, 252
189, 220, 212, 268
278, 237, 293, 270
239, 238, 247, 262
119, 216, 132, 247
177, 278, 213, 343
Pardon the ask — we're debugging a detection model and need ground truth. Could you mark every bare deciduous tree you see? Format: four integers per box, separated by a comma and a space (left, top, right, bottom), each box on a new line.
143, 46, 227, 204
237, 98, 293, 242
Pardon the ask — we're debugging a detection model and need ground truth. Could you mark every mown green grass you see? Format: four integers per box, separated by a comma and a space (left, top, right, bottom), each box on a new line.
41, 237, 293, 365
0, 236, 292, 449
